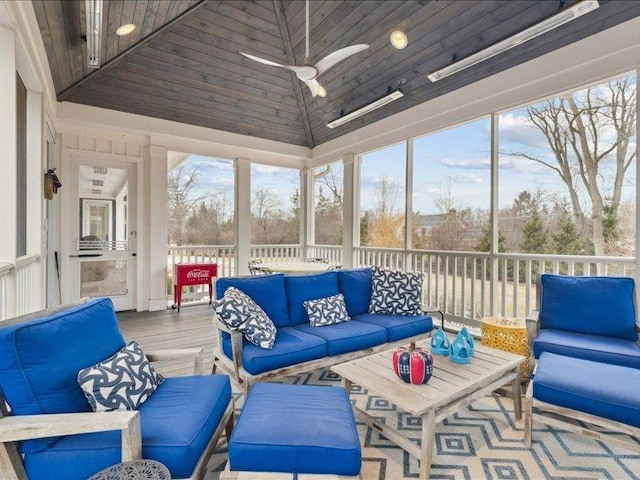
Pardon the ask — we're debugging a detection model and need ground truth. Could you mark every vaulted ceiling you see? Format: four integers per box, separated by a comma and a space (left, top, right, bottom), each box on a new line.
33, 0, 640, 148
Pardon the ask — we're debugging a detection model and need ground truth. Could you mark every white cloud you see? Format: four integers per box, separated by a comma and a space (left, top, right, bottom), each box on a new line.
499, 113, 548, 149
440, 158, 490, 170
452, 172, 483, 184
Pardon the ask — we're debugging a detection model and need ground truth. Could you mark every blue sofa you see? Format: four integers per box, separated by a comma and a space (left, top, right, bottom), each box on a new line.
0, 298, 233, 480
213, 268, 434, 393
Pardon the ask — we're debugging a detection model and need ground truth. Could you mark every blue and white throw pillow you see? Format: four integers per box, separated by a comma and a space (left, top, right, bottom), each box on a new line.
214, 287, 277, 349
368, 266, 424, 315
304, 293, 351, 327
77, 341, 164, 412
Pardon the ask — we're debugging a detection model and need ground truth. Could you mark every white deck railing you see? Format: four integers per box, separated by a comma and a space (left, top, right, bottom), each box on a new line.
15, 254, 40, 316
0, 262, 13, 320
167, 244, 635, 325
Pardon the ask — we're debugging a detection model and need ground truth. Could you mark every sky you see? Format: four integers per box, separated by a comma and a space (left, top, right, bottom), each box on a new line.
173, 73, 636, 218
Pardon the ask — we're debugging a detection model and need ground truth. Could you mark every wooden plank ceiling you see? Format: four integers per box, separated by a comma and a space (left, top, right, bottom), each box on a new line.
33, 0, 640, 148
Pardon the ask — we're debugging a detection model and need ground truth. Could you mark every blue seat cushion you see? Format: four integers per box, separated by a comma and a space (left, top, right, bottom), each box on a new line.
539, 274, 637, 341
0, 298, 125, 453
294, 320, 387, 356
533, 328, 640, 369
24, 375, 232, 480
353, 313, 433, 342
338, 268, 372, 316
533, 352, 640, 429
229, 383, 361, 476
222, 327, 327, 375
285, 272, 340, 326
217, 274, 291, 327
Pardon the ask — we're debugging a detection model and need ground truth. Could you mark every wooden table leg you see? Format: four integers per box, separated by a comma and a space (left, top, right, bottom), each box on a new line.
419, 410, 436, 480
512, 366, 522, 420
341, 378, 353, 394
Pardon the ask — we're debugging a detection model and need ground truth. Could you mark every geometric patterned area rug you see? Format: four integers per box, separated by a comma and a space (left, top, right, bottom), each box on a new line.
205, 368, 640, 480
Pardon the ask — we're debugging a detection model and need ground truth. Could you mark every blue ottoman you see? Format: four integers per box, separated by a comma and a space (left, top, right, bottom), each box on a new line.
228, 383, 361, 476
524, 352, 640, 451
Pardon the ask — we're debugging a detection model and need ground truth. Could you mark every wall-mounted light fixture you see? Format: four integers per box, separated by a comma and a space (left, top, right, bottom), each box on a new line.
428, 0, 599, 82
85, 0, 103, 69
116, 23, 136, 36
327, 88, 404, 129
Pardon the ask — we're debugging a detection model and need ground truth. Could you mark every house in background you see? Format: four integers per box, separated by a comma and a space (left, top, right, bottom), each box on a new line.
0, 0, 638, 320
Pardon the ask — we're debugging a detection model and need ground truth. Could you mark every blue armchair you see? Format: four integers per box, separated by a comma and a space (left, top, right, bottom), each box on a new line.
526, 274, 640, 370
0, 298, 233, 480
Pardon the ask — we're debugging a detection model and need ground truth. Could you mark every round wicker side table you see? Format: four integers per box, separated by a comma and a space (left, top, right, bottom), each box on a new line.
88, 459, 170, 480
481, 316, 531, 382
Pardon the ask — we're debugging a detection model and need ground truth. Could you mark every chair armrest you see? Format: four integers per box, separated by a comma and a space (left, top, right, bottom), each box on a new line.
146, 348, 205, 375
525, 310, 540, 370
213, 313, 244, 384
0, 411, 141, 462
422, 304, 445, 330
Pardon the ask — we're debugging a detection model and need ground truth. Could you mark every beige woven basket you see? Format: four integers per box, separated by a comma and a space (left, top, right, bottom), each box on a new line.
44, 172, 54, 200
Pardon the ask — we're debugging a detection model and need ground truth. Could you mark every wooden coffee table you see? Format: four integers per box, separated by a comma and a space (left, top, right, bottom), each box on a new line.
331, 340, 523, 479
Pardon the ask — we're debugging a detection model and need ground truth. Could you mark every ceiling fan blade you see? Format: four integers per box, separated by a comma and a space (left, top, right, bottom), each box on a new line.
302, 78, 322, 97
314, 44, 369, 75
241, 52, 317, 80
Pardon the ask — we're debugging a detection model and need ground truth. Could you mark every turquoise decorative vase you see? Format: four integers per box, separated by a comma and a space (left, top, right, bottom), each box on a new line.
449, 333, 472, 364
459, 327, 475, 356
430, 328, 450, 356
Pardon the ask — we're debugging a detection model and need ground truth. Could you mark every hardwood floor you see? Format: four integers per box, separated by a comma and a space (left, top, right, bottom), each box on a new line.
118, 304, 217, 377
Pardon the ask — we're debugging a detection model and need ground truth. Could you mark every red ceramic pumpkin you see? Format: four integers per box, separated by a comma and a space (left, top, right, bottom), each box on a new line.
392, 342, 434, 385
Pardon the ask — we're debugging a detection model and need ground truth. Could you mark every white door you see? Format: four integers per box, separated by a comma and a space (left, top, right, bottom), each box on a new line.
66, 158, 137, 311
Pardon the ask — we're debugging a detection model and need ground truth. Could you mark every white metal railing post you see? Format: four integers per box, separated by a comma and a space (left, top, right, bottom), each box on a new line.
405, 139, 413, 271
489, 112, 500, 316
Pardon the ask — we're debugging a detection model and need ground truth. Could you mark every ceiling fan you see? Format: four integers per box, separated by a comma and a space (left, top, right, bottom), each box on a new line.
240, 0, 368, 98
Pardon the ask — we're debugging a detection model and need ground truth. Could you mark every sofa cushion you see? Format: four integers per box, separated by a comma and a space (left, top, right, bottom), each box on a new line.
338, 268, 372, 316
295, 320, 387, 356
285, 272, 340, 326
229, 383, 361, 476
221, 327, 327, 375
304, 293, 351, 327
354, 313, 433, 342
539, 274, 637, 341
369, 267, 424, 315
216, 274, 291, 327
23, 375, 232, 480
77, 341, 165, 412
533, 352, 640, 429
0, 298, 125, 453
214, 287, 277, 349
533, 328, 640, 369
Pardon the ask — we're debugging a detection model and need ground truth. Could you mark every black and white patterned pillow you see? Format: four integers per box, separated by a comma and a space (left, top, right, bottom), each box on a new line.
368, 267, 424, 315
77, 341, 165, 412
303, 293, 351, 327
214, 287, 277, 349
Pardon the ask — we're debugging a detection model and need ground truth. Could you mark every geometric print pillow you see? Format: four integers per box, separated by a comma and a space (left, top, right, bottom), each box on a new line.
303, 293, 351, 327
213, 287, 277, 349
368, 266, 424, 316
77, 341, 165, 412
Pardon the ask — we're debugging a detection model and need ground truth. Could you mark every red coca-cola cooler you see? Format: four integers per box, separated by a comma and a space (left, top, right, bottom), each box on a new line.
172, 263, 218, 311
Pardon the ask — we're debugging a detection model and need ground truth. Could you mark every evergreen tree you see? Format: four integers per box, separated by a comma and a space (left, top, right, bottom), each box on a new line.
520, 206, 548, 253
551, 205, 583, 255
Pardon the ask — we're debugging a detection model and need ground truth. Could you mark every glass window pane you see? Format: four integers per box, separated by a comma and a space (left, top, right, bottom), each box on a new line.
81, 260, 127, 297
359, 143, 407, 248
412, 119, 491, 251
499, 73, 636, 258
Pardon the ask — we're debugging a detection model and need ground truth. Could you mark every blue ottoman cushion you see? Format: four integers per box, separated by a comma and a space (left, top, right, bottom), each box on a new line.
533, 329, 640, 369
295, 320, 387, 356
533, 352, 640, 429
229, 383, 361, 476
24, 375, 232, 480
353, 313, 433, 341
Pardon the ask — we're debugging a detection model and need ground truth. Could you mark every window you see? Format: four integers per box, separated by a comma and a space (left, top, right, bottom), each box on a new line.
359, 143, 406, 248
250, 164, 299, 245
167, 155, 235, 246
16, 73, 26, 258
498, 73, 637, 258
412, 119, 491, 252
313, 162, 343, 245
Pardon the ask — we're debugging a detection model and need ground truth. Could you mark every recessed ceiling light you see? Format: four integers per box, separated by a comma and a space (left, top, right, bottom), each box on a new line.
390, 31, 408, 49
116, 24, 136, 36
317, 86, 327, 98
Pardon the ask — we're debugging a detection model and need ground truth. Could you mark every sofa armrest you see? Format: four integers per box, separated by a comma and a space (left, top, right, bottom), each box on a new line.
0, 411, 141, 462
146, 348, 205, 375
422, 304, 444, 330
526, 310, 540, 369
213, 312, 244, 385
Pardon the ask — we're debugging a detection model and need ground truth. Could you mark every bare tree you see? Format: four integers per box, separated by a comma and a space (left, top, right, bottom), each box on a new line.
251, 188, 283, 244
167, 165, 212, 245
509, 76, 636, 255
368, 176, 404, 248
